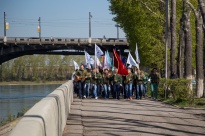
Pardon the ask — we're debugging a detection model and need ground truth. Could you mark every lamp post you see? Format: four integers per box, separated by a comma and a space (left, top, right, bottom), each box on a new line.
165, 0, 169, 79
3, 12, 9, 43
115, 24, 120, 39
164, 0, 169, 99
38, 17, 41, 39
4, 12, 6, 43
88, 12, 92, 44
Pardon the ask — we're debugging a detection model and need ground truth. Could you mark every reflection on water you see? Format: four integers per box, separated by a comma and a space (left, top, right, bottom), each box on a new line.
0, 84, 61, 120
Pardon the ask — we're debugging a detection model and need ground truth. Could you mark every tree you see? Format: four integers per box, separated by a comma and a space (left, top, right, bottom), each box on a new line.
186, 0, 204, 97
198, 0, 205, 96
177, 16, 185, 78
171, 0, 177, 75
183, 0, 193, 90
108, 0, 165, 70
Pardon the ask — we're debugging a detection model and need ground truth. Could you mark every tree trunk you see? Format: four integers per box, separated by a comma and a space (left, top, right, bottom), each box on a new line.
196, 11, 204, 98
186, 0, 204, 97
198, 0, 205, 97
170, 0, 177, 76
178, 18, 185, 78
168, 29, 171, 78
198, 0, 205, 21
184, 2, 192, 90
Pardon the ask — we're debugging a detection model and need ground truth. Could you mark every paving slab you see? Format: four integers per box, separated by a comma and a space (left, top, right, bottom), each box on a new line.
63, 97, 205, 136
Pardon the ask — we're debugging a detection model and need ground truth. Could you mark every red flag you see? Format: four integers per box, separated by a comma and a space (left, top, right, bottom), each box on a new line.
113, 49, 128, 75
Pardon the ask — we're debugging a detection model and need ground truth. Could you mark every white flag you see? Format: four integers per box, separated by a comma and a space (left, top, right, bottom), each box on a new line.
90, 57, 94, 65
135, 43, 140, 63
85, 51, 94, 66
73, 60, 79, 70
86, 63, 92, 69
127, 52, 139, 69
95, 44, 104, 57
96, 57, 102, 67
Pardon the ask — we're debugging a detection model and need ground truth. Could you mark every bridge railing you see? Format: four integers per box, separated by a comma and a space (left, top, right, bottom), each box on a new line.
0, 37, 128, 46
9, 81, 73, 136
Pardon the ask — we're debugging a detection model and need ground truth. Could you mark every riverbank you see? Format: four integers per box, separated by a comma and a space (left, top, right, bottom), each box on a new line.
0, 118, 21, 136
0, 80, 68, 86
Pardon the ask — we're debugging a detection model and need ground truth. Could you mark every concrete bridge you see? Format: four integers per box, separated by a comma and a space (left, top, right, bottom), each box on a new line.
0, 37, 129, 64
7, 81, 205, 136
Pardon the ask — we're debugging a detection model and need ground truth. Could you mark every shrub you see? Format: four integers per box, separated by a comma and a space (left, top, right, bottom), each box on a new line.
158, 78, 192, 101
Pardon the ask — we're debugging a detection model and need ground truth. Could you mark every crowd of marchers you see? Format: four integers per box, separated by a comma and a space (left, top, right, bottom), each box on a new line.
72, 64, 160, 101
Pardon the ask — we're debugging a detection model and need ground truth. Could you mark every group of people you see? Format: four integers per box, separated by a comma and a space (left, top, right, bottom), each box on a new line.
73, 64, 160, 101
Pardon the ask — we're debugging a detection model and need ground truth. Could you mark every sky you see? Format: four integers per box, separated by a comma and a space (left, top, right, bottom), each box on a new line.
0, 0, 126, 38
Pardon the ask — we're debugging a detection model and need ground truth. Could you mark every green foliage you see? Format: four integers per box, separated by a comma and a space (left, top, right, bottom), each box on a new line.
7, 114, 16, 122
0, 107, 30, 126
0, 115, 15, 126
0, 55, 85, 81
108, 0, 199, 69
108, 0, 166, 69
0, 119, 7, 126
158, 78, 192, 101
146, 78, 204, 108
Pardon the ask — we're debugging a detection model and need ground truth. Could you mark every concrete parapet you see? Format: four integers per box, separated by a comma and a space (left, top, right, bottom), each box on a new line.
9, 81, 73, 136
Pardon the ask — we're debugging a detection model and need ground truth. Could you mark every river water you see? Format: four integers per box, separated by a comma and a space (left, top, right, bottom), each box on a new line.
0, 84, 61, 121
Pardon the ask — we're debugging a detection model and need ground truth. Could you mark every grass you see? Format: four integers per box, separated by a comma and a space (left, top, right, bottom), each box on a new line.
146, 85, 205, 109
163, 98, 205, 108
0, 108, 29, 126
0, 80, 68, 85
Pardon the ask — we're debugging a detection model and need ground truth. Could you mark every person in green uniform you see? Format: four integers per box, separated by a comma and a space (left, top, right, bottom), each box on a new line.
91, 68, 98, 99
125, 68, 133, 100
96, 67, 103, 98
92, 67, 102, 99
102, 69, 112, 99
135, 69, 145, 100
149, 68, 160, 100
74, 64, 85, 99
83, 65, 92, 98
113, 68, 122, 99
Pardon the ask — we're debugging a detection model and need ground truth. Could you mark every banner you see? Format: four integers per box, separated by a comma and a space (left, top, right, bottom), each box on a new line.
95, 44, 104, 57
85, 51, 94, 68
127, 52, 139, 69
73, 60, 79, 70
113, 49, 128, 75
103, 51, 109, 69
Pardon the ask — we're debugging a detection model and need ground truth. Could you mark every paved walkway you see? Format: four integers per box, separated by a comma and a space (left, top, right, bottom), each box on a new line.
63, 97, 205, 136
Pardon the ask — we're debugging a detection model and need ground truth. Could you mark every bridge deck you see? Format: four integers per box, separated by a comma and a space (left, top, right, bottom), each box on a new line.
63, 96, 205, 136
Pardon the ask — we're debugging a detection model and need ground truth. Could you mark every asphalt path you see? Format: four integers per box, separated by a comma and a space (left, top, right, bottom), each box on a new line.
63, 97, 205, 136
